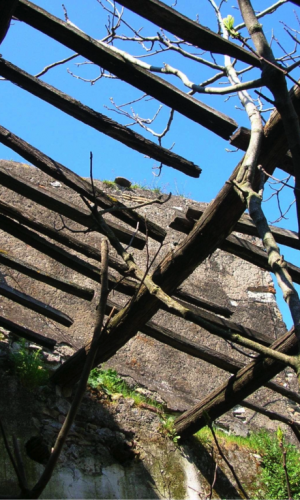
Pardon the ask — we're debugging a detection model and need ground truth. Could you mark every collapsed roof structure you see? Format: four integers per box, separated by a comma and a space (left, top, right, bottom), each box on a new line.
1, 0, 300, 462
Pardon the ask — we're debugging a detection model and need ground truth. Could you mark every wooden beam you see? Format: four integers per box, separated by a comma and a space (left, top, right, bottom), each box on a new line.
0, 0, 19, 44
0, 283, 73, 327
220, 234, 300, 285
174, 288, 233, 318
175, 208, 300, 251
289, 0, 300, 7
0, 316, 56, 349
170, 215, 300, 283
0, 249, 94, 301
230, 127, 294, 175
174, 327, 298, 438
0, 163, 146, 250
0, 128, 166, 243
14, 1, 238, 139
0, 198, 127, 275
101, 299, 300, 406
117, 0, 260, 67
52, 80, 300, 389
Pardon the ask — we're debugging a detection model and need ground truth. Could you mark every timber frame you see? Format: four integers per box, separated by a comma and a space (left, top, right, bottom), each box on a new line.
0, 0, 300, 454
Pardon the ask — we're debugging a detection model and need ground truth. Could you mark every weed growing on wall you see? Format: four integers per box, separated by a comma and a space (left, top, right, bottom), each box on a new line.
10, 340, 49, 388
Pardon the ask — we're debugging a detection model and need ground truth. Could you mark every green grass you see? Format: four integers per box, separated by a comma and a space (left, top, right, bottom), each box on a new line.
10, 339, 49, 388
102, 180, 116, 188
195, 426, 300, 499
88, 367, 164, 410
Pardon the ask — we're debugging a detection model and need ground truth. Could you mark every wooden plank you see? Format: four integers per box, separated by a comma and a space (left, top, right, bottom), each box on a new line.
170, 215, 300, 283
0, 163, 146, 250
0, 316, 56, 349
174, 288, 233, 318
0, 213, 137, 296
118, 0, 260, 67
0, 128, 166, 243
0, 0, 19, 44
159, 296, 273, 346
230, 126, 294, 175
14, 1, 238, 139
0, 249, 94, 301
184, 207, 300, 251
174, 328, 298, 438
0, 283, 73, 327
0, 198, 127, 274
220, 234, 300, 285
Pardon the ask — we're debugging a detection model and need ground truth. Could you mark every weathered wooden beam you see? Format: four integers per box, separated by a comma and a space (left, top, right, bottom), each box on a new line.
230, 127, 294, 175
0, 316, 56, 349
0, 249, 94, 301
159, 296, 272, 346
14, 1, 238, 139
0, 283, 73, 327
0, 213, 136, 296
117, 0, 260, 67
102, 300, 300, 406
174, 288, 233, 318
0, 163, 146, 250
52, 81, 300, 389
221, 234, 300, 285
0, 0, 19, 44
0, 198, 127, 274
174, 328, 297, 438
172, 210, 300, 252
0, 128, 166, 243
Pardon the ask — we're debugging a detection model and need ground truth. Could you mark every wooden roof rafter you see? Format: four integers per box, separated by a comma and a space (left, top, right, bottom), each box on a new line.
14, 0, 238, 140
117, 0, 261, 68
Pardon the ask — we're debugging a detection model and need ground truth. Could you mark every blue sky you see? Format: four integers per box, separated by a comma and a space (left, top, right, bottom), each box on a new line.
0, 0, 299, 327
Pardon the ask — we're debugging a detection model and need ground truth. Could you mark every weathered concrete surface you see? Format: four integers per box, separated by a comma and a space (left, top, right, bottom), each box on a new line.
0, 161, 297, 439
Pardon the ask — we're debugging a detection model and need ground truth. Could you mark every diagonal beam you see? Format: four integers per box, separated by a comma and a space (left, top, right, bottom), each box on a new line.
0, 283, 73, 327
117, 0, 260, 67
0, 127, 166, 242
14, 1, 238, 139
0, 60, 202, 178
105, 299, 300, 406
0, 316, 56, 350
0, 163, 146, 250
0, 198, 127, 275
174, 327, 298, 438
0, 250, 94, 301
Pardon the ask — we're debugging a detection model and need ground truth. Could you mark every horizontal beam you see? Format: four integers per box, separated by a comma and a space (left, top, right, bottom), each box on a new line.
0, 127, 165, 243
174, 288, 233, 318
0, 283, 73, 327
0, 249, 94, 301
117, 0, 260, 67
187, 206, 300, 251
15, 1, 238, 139
0, 316, 56, 349
0, 198, 127, 275
0, 162, 146, 250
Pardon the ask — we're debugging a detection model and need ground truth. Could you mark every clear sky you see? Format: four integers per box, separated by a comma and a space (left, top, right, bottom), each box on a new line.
0, 0, 299, 328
